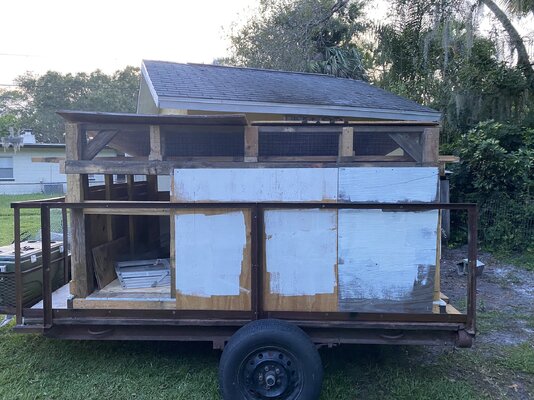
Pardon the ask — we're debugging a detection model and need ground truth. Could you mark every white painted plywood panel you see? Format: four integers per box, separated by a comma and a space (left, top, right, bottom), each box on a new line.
338, 209, 438, 302
172, 168, 338, 203
264, 209, 337, 296
339, 167, 439, 203
175, 211, 246, 297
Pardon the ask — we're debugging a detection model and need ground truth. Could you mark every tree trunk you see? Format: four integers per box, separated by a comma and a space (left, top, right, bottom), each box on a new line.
481, 0, 534, 88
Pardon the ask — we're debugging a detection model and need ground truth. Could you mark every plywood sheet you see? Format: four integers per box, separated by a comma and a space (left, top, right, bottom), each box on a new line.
338, 209, 438, 313
338, 167, 439, 203
173, 208, 251, 310
263, 209, 337, 312
172, 168, 338, 203
92, 237, 128, 289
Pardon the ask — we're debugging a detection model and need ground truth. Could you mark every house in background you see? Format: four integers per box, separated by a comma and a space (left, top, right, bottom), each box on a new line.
0, 131, 116, 195
137, 60, 441, 122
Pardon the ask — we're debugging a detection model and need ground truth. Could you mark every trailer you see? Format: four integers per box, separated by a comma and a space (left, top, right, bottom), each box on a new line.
9, 111, 477, 400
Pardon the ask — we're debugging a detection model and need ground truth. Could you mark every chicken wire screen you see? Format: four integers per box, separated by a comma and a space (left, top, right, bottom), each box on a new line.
259, 131, 339, 156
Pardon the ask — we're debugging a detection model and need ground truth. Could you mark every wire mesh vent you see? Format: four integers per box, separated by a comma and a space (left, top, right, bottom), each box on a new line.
353, 132, 403, 156
164, 128, 244, 157
259, 132, 339, 156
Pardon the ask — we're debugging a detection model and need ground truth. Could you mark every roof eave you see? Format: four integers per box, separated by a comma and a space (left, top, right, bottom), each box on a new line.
158, 97, 441, 122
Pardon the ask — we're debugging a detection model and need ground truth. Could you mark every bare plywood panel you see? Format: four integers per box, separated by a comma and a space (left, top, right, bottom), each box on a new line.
263, 209, 337, 312
172, 168, 338, 203
92, 237, 128, 289
174, 209, 251, 310
338, 209, 438, 313
338, 167, 439, 203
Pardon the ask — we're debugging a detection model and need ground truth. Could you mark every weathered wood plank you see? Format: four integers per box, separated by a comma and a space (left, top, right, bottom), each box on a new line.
338, 167, 439, 203
244, 126, 259, 162
83, 130, 118, 160
65, 122, 93, 298
422, 127, 440, 165
64, 160, 421, 175
31, 157, 64, 163
338, 127, 354, 158
389, 132, 422, 162
258, 126, 342, 134
104, 175, 114, 242
172, 168, 338, 203
149, 125, 163, 161
127, 175, 136, 254
92, 237, 128, 289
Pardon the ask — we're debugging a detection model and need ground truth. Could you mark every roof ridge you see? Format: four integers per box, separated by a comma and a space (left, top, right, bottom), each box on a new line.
143, 59, 365, 82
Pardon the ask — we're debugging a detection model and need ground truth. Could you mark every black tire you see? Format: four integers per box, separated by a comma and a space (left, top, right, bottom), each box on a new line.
219, 319, 323, 400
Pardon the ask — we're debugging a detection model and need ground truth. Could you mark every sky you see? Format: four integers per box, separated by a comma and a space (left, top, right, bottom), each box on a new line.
0, 0, 259, 85
1, 0, 531, 87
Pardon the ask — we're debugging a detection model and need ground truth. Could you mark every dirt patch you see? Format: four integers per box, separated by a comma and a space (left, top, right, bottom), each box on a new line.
441, 247, 534, 346
434, 248, 534, 400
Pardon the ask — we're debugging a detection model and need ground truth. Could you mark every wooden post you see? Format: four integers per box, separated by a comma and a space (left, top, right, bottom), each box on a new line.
65, 122, 93, 298
149, 125, 163, 161
338, 127, 354, 160
147, 175, 160, 249
105, 174, 114, 242
244, 126, 259, 162
421, 127, 439, 165
127, 175, 136, 254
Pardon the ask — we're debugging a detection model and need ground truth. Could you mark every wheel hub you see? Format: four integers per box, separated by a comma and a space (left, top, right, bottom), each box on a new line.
241, 348, 301, 399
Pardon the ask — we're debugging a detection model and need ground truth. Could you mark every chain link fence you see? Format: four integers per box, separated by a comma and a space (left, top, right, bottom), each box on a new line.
478, 197, 533, 252
0, 189, 68, 247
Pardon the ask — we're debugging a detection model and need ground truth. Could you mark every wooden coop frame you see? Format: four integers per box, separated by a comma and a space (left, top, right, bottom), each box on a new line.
9, 111, 476, 349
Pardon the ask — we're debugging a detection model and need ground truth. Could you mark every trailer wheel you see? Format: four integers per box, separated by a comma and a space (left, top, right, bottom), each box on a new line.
219, 319, 323, 400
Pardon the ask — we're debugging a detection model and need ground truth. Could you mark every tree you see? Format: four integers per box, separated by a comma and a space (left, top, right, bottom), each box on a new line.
368, 0, 532, 141
0, 89, 28, 136
2, 66, 140, 143
225, 0, 368, 80
480, 0, 534, 88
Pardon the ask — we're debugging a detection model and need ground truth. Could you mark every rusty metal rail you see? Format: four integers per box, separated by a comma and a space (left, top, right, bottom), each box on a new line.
10, 200, 477, 346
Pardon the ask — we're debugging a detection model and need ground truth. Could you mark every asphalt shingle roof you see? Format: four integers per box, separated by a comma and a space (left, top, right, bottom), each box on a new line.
143, 60, 437, 115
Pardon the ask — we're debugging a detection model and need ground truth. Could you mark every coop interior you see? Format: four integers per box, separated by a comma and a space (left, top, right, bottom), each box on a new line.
37, 113, 465, 316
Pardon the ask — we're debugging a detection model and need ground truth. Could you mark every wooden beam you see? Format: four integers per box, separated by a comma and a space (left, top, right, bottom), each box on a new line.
31, 157, 64, 163
389, 133, 423, 162
149, 125, 163, 161
127, 175, 136, 254
105, 175, 115, 242
244, 126, 259, 162
258, 126, 342, 134
422, 127, 440, 165
64, 160, 421, 175
438, 155, 460, 163
338, 127, 354, 159
65, 122, 93, 298
82, 130, 119, 160
146, 175, 160, 249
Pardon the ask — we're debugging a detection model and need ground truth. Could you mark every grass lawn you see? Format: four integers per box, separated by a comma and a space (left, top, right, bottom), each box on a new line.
0, 320, 532, 400
0, 194, 59, 246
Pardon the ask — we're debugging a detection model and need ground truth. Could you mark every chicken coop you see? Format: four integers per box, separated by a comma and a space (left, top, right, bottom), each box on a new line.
9, 111, 477, 400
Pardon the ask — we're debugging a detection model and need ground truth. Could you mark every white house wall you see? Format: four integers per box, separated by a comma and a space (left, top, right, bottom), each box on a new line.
0, 147, 116, 195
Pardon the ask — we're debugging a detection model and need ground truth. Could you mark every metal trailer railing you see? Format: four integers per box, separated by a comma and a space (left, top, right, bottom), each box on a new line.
10, 199, 478, 348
